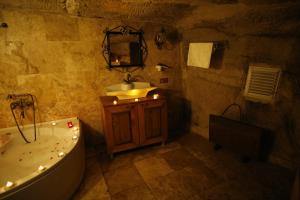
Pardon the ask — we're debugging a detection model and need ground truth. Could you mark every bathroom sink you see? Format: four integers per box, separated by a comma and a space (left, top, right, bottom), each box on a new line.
106, 82, 157, 100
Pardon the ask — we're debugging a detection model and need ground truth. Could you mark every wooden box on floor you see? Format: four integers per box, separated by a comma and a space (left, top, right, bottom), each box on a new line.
209, 114, 272, 159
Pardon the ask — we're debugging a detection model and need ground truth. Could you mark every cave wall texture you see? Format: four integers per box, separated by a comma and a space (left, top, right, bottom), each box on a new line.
178, 1, 300, 168
0, 7, 182, 145
1, 0, 300, 168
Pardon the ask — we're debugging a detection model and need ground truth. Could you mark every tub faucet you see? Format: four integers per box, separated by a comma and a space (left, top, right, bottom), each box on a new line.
10, 99, 33, 110
7, 93, 37, 143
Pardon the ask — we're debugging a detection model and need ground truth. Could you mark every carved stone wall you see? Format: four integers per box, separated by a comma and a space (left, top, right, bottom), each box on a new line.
0, 9, 182, 145
179, 2, 300, 168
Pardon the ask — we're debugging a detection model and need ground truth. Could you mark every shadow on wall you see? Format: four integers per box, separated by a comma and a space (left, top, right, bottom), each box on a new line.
81, 121, 105, 147
163, 89, 192, 140
210, 42, 226, 69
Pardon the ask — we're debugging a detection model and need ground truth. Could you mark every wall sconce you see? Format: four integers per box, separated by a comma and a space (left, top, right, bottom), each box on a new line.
154, 28, 167, 50
155, 63, 169, 71
0, 23, 8, 28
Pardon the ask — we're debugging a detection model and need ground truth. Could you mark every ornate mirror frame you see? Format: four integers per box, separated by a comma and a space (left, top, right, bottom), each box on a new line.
102, 26, 148, 69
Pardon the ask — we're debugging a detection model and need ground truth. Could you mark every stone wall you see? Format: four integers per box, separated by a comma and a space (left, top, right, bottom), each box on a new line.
179, 6, 300, 168
0, 9, 182, 145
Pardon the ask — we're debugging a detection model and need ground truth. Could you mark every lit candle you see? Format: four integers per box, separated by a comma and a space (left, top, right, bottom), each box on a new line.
58, 152, 65, 157
113, 100, 118, 105
153, 94, 159, 99
134, 98, 139, 102
72, 135, 78, 140
51, 122, 56, 126
38, 165, 46, 171
5, 181, 14, 189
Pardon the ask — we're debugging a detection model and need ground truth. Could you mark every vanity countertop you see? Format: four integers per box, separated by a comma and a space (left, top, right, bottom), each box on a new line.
100, 94, 165, 107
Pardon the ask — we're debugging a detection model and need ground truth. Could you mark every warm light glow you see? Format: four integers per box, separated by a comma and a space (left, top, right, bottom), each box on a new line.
51, 122, 56, 126
134, 98, 139, 102
73, 127, 78, 131
5, 181, 14, 188
58, 152, 65, 157
72, 135, 78, 140
153, 94, 159, 99
128, 89, 139, 95
113, 100, 118, 105
38, 165, 46, 172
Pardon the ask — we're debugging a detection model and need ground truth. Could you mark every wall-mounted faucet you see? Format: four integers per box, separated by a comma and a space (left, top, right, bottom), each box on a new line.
7, 94, 34, 118
7, 93, 37, 143
10, 99, 33, 118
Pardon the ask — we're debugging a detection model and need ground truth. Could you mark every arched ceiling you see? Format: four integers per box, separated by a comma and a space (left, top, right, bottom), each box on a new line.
1, 0, 300, 35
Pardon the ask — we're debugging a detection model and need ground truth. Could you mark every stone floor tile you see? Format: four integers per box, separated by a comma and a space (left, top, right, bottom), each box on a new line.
100, 145, 165, 172
73, 158, 110, 200
160, 147, 205, 171
73, 133, 293, 200
130, 146, 159, 162
187, 194, 204, 200
111, 184, 155, 200
146, 167, 215, 200
155, 142, 182, 154
100, 152, 134, 173
134, 156, 174, 181
177, 133, 215, 157
245, 162, 294, 200
103, 165, 144, 195
203, 181, 250, 200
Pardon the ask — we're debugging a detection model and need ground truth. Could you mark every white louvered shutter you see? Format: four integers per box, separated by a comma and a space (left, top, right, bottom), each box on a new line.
244, 64, 281, 103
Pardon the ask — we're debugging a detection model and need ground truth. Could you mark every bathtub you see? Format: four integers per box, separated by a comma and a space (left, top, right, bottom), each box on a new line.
0, 117, 85, 200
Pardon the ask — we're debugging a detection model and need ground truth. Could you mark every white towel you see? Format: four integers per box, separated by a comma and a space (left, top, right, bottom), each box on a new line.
187, 43, 213, 68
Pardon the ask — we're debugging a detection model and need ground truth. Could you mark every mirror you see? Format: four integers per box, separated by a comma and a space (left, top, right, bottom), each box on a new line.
102, 26, 147, 69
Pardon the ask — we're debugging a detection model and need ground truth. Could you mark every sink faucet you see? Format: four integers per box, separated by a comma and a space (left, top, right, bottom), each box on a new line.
124, 73, 133, 84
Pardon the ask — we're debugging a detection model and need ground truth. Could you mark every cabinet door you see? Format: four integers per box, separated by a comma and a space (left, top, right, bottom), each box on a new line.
138, 99, 168, 145
104, 104, 139, 153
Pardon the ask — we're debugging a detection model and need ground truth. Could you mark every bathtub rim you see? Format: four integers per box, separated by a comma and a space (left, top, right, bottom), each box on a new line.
0, 117, 83, 199
0, 117, 80, 133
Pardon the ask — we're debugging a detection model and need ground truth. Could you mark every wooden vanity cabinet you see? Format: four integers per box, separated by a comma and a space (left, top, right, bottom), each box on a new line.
100, 96, 168, 156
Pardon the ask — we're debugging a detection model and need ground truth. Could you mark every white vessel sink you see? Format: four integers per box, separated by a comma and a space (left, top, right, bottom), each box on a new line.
106, 82, 157, 100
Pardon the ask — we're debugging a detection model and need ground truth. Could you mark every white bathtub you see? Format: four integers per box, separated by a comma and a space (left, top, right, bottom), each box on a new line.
0, 117, 85, 200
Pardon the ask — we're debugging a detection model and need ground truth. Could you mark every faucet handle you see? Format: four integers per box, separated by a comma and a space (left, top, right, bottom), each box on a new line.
7, 94, 15, 100
10, 101, 19, 109
123, 73, 133, 83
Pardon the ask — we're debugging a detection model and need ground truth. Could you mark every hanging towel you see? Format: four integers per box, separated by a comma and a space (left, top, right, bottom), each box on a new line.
187, 42, 213, 68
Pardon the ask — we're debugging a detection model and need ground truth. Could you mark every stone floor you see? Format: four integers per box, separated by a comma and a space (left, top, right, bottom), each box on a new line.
72, 133, 294, 200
